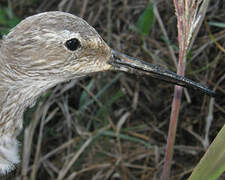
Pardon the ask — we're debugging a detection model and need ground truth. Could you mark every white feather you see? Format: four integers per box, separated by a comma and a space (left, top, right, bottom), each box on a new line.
0, 135, 20, 175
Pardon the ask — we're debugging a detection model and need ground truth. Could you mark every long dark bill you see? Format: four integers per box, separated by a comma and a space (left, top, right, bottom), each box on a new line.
109, 49, 215, 97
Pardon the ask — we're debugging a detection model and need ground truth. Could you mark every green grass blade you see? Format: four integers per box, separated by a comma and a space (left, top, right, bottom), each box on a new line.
208, 22, 225, 29
95, 89, 123, 118
79, 79, 95, 109
78, 73, 123, 112
78, 73, 123, 121
99, 130, 152, 148
137, 3, 155, 37
188, 125, 225, 180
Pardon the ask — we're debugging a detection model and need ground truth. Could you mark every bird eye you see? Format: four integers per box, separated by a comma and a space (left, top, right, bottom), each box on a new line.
65, 38, 81, 51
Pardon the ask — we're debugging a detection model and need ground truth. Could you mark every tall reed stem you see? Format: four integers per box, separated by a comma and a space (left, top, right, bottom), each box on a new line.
161, 1, 209, 179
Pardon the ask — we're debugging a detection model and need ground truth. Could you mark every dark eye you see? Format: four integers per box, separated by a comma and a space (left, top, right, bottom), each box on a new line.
65, 38, 81, 51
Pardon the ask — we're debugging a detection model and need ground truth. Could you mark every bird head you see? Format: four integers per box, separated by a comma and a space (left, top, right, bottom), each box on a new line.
1, 11, 112, 82
0, 11, 214, 96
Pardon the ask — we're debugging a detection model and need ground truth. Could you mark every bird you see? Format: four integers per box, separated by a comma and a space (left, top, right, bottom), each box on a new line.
0, 11, 215, 175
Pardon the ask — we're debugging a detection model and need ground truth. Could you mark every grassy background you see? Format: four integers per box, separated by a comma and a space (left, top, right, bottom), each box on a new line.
0, 0, 224, 179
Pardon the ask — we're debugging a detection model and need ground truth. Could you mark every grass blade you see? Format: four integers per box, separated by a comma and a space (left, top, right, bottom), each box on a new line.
188, 125, 225, 180
137, 3, 155, 37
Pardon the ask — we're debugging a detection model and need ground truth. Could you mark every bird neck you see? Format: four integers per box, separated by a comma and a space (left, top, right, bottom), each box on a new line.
0, 46, 64, 138
0, 53, 61, 173
0, 79, 60, 137
0, 84, 37, 137
0, 85, 31, 174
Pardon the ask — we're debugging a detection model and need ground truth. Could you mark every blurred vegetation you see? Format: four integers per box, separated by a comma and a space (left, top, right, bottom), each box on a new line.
137, 3, 155, 39
0, 0, 224, 180
0, 7, 20, 36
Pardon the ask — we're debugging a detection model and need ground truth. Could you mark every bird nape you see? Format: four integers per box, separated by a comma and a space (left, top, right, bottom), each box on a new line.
0, 11, 215, 175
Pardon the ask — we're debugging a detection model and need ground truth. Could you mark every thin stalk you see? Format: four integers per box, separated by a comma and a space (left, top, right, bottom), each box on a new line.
161, 48, 187, 180
161, 0, 202, 179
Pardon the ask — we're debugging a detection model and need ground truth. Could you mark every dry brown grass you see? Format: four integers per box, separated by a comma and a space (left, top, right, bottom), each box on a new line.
1, 0, 224, 179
